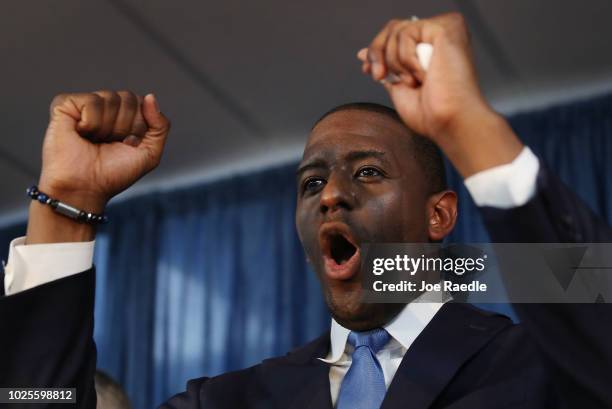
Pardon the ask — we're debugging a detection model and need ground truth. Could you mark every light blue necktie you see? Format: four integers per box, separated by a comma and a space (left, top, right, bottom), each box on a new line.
336, 328, 391, 409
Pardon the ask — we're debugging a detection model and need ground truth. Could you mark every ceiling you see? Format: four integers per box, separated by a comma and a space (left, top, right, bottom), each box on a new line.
2, 0, 612, 222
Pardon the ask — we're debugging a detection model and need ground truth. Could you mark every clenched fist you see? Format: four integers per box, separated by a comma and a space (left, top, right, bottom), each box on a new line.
358, 12, 523, 178
358, 12, 490, 141
39, 90, 170, 213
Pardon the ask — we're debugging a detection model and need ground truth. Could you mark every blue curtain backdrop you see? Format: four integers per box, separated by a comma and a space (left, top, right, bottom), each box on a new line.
0, 92, 611, 409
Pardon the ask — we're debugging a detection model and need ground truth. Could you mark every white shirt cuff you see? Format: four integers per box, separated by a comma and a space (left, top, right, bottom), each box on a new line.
3, 237, 95, 295
464, 146, 540, 209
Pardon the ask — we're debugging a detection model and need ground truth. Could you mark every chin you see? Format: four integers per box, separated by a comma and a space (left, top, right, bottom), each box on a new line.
325, 288, 402, 331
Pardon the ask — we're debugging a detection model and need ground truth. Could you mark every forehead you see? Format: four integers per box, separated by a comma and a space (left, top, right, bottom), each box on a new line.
303, 109, 413, 159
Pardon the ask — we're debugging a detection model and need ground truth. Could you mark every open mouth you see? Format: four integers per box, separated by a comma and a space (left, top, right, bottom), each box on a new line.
319, 223, 361, 280
329, 233, 357, 265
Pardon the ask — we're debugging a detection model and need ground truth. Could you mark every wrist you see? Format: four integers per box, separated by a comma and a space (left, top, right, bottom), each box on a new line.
26, 201, 98, 244
37, 179, 108, 214
434, 106, 524, 178
25, 183, 108, 245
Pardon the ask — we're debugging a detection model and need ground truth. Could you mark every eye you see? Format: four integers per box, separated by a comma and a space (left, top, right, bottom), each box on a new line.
356, 166, 383, 178
303, 177, 326, 193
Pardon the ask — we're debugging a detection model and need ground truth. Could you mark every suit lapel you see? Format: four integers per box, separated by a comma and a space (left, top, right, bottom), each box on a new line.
381, 303, 512, 409
258, 332, 333, 409
256, 304, 512, 409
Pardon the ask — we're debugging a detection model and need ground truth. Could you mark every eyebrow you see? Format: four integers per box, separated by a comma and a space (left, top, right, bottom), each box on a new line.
345, 149, 388, 163
296, 149, 388, 178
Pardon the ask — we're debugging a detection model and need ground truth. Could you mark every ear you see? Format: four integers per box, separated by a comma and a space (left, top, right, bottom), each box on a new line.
425, 190, 457, 241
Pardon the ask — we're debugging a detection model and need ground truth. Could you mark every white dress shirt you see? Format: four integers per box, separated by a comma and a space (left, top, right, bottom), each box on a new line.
321, 292, 451, 405
1, 147, 540, 405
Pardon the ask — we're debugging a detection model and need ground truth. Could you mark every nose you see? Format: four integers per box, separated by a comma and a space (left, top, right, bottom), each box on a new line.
319, 173, 354, 215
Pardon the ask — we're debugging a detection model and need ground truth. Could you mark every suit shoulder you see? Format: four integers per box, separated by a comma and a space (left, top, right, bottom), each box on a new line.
162, 366, 260, 409
183, 334, 330, 405
448, 303, 534, 349
464, 305, 536, 358
451, 302, 515, 326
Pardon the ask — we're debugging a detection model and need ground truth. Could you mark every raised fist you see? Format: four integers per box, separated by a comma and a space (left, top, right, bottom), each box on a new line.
358, 12, 492, 141
38, 90, 170, 212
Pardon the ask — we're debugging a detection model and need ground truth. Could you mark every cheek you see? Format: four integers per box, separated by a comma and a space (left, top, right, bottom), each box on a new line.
362, 187, 426, 242
295, 203, 318, 255
397, 190, 429, 241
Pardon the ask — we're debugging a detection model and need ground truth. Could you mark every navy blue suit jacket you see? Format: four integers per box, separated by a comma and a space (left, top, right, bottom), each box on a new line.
1, 165, 611, 409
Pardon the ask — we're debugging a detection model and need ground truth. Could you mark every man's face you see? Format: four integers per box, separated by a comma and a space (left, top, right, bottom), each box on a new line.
296, 109, 432, 330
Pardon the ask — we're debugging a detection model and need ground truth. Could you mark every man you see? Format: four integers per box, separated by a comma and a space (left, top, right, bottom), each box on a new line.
1, 12, 611, 409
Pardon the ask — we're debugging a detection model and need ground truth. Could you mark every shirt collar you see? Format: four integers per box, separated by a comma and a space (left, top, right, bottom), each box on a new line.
320, 292, 450, 363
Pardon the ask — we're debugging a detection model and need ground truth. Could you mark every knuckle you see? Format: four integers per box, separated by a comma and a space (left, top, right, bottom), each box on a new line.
87, 93, 104, 108
94, 89, 113, 97
448, 12, 465, 25
50, 93, 67, 107
399, 26, 413, 39
118, 90, 138, 109
49, 94, 68, 116
107, 91, 121, 107
395, 22, 409, 36
386, 18, 400, 28
94, 90, 120, 108
91, 89, 113, 103
442, 12, 466, 32
438, 13, 470, 44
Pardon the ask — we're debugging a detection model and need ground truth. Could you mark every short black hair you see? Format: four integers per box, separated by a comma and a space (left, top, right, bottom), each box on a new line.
313, 102, 447, 194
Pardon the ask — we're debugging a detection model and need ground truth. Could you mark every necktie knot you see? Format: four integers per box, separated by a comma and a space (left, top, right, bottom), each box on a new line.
337, 328, 390, 409
348, 328, 390, 354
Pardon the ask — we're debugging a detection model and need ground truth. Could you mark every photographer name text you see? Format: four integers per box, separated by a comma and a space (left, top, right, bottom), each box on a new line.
372, 280, 487, 292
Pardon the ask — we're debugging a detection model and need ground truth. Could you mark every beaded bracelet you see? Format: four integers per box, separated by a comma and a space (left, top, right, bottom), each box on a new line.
26, 185, 108, 225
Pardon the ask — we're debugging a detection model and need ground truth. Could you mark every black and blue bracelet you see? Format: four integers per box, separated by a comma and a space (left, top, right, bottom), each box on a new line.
27, 185, 108, 225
